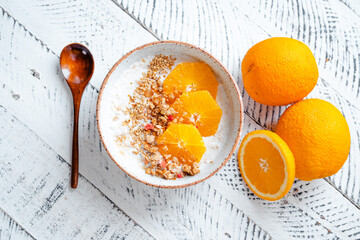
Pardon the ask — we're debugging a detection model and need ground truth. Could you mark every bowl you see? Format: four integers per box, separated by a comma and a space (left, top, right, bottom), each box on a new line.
97, 41, 243, 188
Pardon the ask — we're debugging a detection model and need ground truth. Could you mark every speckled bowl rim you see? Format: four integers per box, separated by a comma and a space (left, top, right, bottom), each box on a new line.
96, 40, 244, 188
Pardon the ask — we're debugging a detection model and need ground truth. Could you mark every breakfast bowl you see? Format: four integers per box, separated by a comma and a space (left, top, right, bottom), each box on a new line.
97, 41, 243, 188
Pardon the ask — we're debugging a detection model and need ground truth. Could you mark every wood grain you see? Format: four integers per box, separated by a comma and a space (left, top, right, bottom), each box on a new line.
0, 2, 274, 239
1, 0, 360, 239
339, 0, 360, 17
231, 0, 360, 105
0, 0, 156, 88
210, 116, 360, 239
0, 209, 35, 240
0, 107, 154, 240
115, 0, 360, 207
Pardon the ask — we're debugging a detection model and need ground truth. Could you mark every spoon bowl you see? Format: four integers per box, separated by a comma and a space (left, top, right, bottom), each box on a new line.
60, 43, 94, 87
60, 43, 94, 188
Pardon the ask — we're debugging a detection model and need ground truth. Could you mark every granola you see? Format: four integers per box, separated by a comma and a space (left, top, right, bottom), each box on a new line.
120, 55, 201, 180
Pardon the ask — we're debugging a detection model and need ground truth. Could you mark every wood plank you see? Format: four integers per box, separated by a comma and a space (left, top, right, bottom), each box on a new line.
1, 1, 360, 239
113, 0, 360, 237
115, 0, 360, 206
0, 3, 274, 239
0, 209, 35, 240
0, 109, 274, 240
316, 79, 360, 205
229, 0, 360, 105
80, 89, 359, 239
337, 0, 360, 18
2, 84, 357, 238
0, 107, 154, 240
0, 0, 156, 88
210, 116, 360, 239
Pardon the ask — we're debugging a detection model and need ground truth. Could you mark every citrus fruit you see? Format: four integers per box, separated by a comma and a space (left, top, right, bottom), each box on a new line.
238, 130, 295, 201
163, 62, 219, 100
241, 37, 318, 106
171, 90, 222, 137
275, 99, 351, 181
157, 123, 206, 165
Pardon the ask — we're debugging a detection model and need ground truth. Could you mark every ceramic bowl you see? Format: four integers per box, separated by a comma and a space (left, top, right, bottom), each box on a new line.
97, 41, 243, 188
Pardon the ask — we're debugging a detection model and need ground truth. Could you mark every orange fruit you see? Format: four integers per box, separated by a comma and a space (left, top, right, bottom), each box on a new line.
238, 130, 295, 201
275, 99, 351, 181
163, 62, 219, 100
171, 90, 222, 137
157, 123, 206, 165
241, 37, 318, 106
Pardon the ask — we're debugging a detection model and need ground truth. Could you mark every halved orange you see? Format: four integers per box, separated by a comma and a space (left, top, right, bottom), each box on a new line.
238, 130, 295, 201
157, 123, 206, 165
171, 90, 222, 137
163, 62, 219, 100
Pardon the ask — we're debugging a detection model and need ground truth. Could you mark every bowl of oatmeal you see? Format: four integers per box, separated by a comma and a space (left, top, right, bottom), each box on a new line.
97, 41, 243, 188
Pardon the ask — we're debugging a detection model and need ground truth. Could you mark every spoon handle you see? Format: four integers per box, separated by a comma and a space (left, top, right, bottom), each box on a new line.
71, 96, 81, 188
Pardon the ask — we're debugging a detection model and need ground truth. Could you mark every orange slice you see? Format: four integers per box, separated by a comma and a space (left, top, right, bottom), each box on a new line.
171, 90, 222, 137
238, 130, 295, 201
163, 62, 219, 100
157, 123, 206, 165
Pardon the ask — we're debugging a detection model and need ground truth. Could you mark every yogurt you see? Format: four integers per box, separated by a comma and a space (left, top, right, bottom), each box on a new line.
102, 55, 230, 171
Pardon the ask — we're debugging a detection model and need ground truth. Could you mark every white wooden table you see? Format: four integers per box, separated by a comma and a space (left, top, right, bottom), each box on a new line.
1, 1, 359, 239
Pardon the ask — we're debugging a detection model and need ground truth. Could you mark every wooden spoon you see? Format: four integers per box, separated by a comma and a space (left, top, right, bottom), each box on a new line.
60, 43, 94, 188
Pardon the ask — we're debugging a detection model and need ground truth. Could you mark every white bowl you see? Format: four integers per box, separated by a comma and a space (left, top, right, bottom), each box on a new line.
97, 41, 243, 188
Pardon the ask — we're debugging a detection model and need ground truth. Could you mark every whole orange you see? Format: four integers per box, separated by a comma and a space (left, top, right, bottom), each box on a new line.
275, 99, 351, 181
241, 37, 319, 106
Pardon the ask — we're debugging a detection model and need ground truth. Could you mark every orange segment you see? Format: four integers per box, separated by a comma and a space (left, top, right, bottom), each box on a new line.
171, 90, 222, 137
157, 123, 206, 165
163, 62, 219, 100
238, 130, 295, 201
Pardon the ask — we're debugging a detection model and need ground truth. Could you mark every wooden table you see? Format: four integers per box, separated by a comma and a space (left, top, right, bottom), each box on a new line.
1, 1, 359, 239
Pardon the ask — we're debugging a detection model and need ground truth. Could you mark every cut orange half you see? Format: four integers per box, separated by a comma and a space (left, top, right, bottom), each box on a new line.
238, 130, 295, 201
163, 62, 219, 100
171, 90, 222, 137
157, 123, 206, 165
